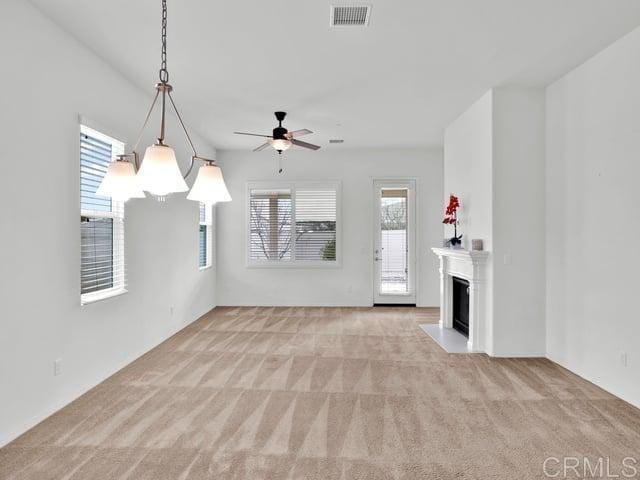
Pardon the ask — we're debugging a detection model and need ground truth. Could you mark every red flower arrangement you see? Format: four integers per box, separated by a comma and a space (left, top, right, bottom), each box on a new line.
443, 194, 462, 246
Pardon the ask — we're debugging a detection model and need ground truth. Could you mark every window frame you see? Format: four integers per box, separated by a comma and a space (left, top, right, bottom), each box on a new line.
199, 202, 213, 270
245, 181, 341, 268
80, 124, 127, 305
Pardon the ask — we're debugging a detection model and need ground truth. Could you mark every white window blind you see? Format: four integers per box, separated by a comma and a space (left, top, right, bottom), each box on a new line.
248, 182, 339, 265
199, 202, 213, 268
80, 125, 125, 303
294, 189, 337, 261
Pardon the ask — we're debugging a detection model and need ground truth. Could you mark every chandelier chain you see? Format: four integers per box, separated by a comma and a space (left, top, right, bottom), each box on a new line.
159, 0, 169, 83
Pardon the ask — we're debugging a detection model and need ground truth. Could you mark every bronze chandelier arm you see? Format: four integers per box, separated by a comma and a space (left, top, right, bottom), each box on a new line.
116, 88, 160, 172
120, 86, 215, 179
166, 91, 197, 157
131, 89, 161, 154
167, 90, 207, 179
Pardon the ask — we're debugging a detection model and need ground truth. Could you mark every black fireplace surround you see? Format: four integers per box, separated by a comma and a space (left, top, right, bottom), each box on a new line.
452, 276, 470, 337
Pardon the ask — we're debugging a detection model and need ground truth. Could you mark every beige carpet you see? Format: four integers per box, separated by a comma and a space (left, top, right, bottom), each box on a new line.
1, 307, 639, 479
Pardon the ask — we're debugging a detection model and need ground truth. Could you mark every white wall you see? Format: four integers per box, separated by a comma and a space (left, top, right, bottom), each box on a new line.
444, 91, 494, 253
444, 88, 546, 357
492, 88, 546, 357
216, 148, 443, 307
546, 26, 640, 408
0, 0, 217, 446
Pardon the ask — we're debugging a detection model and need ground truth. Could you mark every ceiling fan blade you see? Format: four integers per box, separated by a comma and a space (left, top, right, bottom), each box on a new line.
285, 129, 313, 138
253, 141, 272, 152
234, 132, 272, 138
291, 139, 321, 150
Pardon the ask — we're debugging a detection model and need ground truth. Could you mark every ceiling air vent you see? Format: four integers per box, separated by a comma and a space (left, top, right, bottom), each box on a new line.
329, 139, 344, 144
330, 5, 371, 27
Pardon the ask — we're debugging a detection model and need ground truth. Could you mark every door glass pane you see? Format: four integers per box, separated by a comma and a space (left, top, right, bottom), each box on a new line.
379, 189, 408, 294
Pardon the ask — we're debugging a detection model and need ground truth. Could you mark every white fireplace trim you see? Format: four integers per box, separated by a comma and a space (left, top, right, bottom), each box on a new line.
431, 248, 490, 353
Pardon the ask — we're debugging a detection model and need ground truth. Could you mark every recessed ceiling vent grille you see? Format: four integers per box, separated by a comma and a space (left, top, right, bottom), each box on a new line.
330, 5, 371, 27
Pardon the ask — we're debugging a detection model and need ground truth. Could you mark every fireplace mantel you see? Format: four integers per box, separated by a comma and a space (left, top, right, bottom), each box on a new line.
431, 247, 490, 352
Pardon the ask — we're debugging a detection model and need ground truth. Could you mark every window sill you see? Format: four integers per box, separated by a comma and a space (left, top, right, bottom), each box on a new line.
199, 265, 213, 271
246, 261, 341, 269
81, 288, 127, 306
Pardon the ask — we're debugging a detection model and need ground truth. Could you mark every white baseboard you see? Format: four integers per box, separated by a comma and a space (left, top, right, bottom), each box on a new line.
217, 302, 440, 308
489, 351, 546, 358
217, 302, 374, 307
546, 355, 640, 410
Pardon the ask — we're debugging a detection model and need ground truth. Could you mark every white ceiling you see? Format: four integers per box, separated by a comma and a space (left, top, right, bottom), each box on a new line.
29, 0, 640, 149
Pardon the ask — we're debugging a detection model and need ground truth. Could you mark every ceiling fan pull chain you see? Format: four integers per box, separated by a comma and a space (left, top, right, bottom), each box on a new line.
159, 0, 169, 83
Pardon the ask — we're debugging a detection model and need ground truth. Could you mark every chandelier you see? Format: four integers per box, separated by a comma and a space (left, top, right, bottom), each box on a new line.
97, 0, 231, 205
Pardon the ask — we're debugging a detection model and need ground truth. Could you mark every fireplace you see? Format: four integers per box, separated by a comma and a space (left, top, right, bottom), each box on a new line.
452, 277, 469, 337
431, 248, 489, 352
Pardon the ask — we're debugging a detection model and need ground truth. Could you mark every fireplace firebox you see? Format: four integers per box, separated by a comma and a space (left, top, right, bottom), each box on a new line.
452, 276, 470, 337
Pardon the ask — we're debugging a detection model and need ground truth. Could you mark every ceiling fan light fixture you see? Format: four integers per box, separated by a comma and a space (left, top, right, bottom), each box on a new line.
96, 159, 146, 202
137, 143, 189, 197
234, 112, 320, 152
186, 163, 232, 205
272, 138, 292, 152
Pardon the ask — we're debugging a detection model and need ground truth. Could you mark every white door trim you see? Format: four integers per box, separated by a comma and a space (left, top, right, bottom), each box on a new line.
372, 178, 417, 304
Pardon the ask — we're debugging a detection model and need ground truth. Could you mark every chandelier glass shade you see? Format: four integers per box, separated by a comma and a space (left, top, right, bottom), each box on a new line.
96, 0, 230, 204
136, 144, 188, 197
186, 164, 232, 205
96, 160, 146, 201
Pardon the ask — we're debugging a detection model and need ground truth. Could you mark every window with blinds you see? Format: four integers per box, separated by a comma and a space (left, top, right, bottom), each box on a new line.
248, 182, 339, 265
80, 125, 126, 303
199, 202, 213, 268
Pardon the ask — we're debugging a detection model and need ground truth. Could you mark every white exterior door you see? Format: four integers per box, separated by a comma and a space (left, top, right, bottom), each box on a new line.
373, 179, 416, 304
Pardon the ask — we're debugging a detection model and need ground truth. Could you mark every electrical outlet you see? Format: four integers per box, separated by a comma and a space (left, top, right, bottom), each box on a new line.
621, 352, 628, 367
53, 359, 62, 376
170, 306, 174, 317
503, 253, 512, 265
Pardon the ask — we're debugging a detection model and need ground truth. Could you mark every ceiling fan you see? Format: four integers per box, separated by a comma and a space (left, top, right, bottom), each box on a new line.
234, 112, 321, 154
